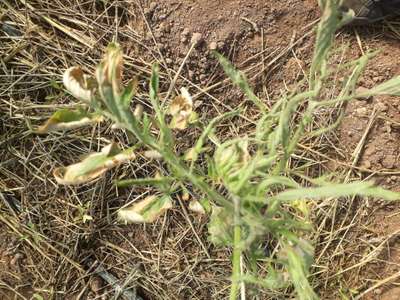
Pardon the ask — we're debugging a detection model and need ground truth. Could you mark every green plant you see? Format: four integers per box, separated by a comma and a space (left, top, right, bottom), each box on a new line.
36, 1, 400, 298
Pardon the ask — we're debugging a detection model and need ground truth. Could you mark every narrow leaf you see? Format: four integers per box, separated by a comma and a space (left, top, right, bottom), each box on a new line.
120, 78, 138, 109
116, 177, 174, 188
360, 76, 400, 97
53, 143, 135, 185
216, 53, 267, 112
36, 108, 103, 133
274, 181, 400, 202
118, 195, 173, 224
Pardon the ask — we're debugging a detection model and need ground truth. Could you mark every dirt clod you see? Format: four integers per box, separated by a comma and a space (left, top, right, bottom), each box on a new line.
209, 41, 218, 51
191, 32, 203, 46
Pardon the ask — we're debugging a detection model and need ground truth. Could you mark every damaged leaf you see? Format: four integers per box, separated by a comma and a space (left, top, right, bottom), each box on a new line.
118, 195, 173, 224
188, 199, 211, 214
36, 108, 103, 133
169, 87, 194, 129
63, 67, 96, 102
53, 143, 135, 185
95, 43, 123, 92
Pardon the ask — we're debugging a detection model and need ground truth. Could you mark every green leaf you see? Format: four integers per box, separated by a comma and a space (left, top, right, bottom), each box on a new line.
188, 110, 239, 163
360, 76, 400, 97
215, 53, 267, 112
274, 181, 400, 202
36, 108, 103, 134
285, 243, 318, 300
120, 78, 138, 109
32, 294, 44, 300
118, 195, 173, 223
208, 206, 233, 246
188, 199, 212, 214
53, 143, 135, 185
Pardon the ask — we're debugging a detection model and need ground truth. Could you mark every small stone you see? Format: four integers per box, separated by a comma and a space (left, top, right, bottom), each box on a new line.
382, 155, 396, 169
355, 107, 368, 116
372, 76, 384, 83
188, 70, 195, 80
199, 74, 207, 81
191, 32, 203, 46
90, 276, 104, 294
374, 288, 382, 295
363, 160, 371, 169
181, 28, 190, 37
217, 41, 225, 49
165, 58, 173, 65
149, 2, 157, 11
209, 41, 217, 51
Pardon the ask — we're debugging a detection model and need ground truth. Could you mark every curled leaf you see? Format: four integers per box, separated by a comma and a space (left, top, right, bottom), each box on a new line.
188, 199, 211, 214
63, 67, 95, 102
96, 43, 123, 92
53, 143, 135, 185
214, 139, 250, 179
118, 195, 173, 224
189, 200, 205, 214
169, 87, 193, 129
36, 108, 103, 134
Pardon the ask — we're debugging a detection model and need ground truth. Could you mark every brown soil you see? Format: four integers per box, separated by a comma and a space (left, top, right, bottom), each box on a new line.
2, 0, 400, 299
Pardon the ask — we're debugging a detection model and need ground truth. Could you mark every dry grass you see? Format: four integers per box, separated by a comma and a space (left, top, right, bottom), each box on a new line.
0, 1, 231, 299
3, 0, 400, 299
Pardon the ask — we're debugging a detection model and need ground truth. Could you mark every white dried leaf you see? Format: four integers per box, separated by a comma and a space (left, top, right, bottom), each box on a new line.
53, 143, 135, 185
63, 67, 93, 102
169, 87, 193, 130
118, 195, 173, 224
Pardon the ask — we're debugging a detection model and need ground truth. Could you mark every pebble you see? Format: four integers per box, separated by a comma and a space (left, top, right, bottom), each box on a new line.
363, 160, 371, 169
209, 41, 218, 51
382, 155, 396, 169
375, 102, 388, 112
165, 58, 173, 65
355, 107, 368, 116
191, 32, 203, 46
149, 2, 157, 11
181, 27, 190, 37
188, 70, 195, 80
180, 28, 190, 44
374, 288, 382, 295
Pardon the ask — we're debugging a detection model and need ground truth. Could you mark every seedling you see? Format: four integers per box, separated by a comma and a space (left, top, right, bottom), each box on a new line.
37, 1, 400, 298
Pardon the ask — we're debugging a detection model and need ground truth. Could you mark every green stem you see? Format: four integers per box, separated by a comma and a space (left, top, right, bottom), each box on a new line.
230, 196, 242, 300
116, 110, 233, 210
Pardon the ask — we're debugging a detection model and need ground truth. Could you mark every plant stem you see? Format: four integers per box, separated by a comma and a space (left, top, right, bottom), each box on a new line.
230, 196, 242, 300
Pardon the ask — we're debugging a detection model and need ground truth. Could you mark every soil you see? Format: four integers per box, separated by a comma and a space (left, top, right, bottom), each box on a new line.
2, 0, 400, 299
